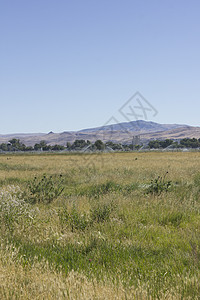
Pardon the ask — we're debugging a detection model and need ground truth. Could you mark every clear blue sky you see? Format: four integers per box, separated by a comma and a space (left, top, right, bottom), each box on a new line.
1, 0, 200, 133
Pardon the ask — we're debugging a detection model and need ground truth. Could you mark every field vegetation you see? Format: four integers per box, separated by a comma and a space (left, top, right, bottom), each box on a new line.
0, 152, 200, 299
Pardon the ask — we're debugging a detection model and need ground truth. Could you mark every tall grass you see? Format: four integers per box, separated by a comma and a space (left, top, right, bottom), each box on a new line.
0, 152, 200, 299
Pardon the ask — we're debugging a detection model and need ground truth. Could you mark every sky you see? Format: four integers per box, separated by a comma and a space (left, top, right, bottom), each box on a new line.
1, 0, 200, 134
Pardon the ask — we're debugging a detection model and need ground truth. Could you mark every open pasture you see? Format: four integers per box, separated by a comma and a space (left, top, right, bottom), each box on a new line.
0, 152, 200, 299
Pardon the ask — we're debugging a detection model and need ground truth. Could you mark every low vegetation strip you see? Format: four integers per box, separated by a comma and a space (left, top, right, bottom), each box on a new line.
1, 137, 200, 153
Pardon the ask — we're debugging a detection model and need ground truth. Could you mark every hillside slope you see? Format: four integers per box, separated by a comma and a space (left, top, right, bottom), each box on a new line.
0, 121, 199, 146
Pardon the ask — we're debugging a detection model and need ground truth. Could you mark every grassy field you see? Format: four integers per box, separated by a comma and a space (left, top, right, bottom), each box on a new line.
0, 152, 200, 299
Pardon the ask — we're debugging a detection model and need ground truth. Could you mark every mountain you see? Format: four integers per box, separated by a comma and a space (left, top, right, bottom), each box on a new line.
80, 120, 188, 133
140, 126, 200, 141
0, 121, 199, 146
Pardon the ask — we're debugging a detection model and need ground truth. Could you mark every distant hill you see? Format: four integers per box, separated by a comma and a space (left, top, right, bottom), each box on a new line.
80, 120, 188, 133
0, 121, 199, 146
140, 126, 200, 141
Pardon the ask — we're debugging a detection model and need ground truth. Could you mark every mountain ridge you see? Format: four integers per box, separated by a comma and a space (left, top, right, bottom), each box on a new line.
0, 121, 199, 146
79, 120, 189, 133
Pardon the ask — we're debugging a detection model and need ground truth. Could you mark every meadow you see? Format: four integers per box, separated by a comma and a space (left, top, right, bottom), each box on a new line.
0, 151, 200, 299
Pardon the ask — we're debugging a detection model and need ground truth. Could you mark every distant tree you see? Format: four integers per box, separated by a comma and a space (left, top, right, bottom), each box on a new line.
71, 140, 87, 150
38, 140, 51, 151
171, 142, 179, 148
159, 139, 173, 148
94, 140, 105, 151
134, 144, 142, 150
8, 139, 26, 151
122, 144, 132, 151
25, 146, 33, 151
148, 140, 161, 149
66, 142, 71, 149
0, 143, 8, 151
148, 138, 200, 149
9, 138, 19, 146
51, 144, 65, 151
180, 138, 200, 148
34, 143, 42, 151
105, 141, 122, 150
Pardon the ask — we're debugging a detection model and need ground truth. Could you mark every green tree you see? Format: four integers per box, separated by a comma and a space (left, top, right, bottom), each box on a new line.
0, 143, 8, 151
94, 140, 105, 151
51, 144, 65, 151
71, 140, 87, 150
66, 142, 71, 149
25, 146, 33, 151
8, 139, 26, 151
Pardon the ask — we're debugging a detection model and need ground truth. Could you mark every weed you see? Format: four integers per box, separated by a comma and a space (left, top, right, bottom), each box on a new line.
90, 202, 114, 223
59, 201, 116, 230
27, 174, 64, 203
59, 205, 89, 232
146, 172, 172, 195
77, 181, 122, 198
158, 212, 185, 227
0, 185, 35, 232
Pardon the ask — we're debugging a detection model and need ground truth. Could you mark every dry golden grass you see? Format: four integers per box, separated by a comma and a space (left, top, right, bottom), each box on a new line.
0, 152, 200, 183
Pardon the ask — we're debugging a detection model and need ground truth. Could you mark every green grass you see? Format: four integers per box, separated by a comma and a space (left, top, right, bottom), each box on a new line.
0, 152, 200, 299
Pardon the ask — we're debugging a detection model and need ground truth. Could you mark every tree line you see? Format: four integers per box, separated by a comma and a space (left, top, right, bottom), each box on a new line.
0, 139, 119, 152
148, 138, 200, 149
0, 137, 200, 152
0, 139, 136, 152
